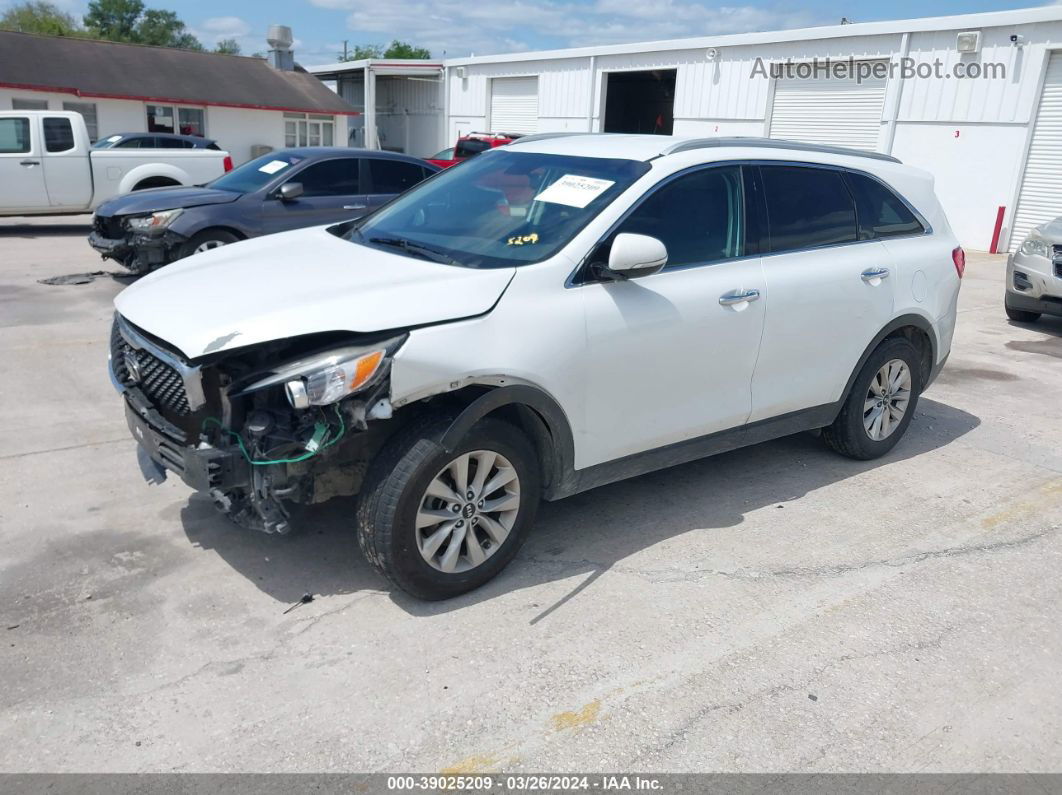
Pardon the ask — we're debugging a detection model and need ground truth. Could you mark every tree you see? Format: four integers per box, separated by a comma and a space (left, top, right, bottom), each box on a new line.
339, 43, 383, 61
84, 0, 142, 41
339, 40, 431, 61
214, 38, 241, 55
0, 1, 83, 36
134, 8, 201, 49
383, 40, 431, 59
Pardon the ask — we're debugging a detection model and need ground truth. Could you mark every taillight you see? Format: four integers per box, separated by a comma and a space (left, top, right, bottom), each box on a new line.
223, 155, 234, 173
952, 246, 965, 279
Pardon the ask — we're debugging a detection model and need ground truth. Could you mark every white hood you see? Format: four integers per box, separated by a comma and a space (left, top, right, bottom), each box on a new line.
114, 226, 515, 359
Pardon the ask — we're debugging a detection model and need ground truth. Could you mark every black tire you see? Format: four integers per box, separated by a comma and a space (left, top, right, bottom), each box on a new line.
178, 229, 240, 259
356, 416, 540, 600
823, 337, 922, 460
1005, 302, 1040, 323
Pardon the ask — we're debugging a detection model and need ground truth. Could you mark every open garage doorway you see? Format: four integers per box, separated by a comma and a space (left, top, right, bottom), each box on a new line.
603, 69, 676, 135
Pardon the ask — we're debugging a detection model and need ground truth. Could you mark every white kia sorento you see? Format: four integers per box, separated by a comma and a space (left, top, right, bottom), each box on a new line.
110, 134, 963, 599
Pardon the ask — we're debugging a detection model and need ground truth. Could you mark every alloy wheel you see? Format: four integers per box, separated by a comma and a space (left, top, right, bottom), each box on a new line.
415, 450, 521, 574
194, 240, 227, 253
863, 358, 912, 441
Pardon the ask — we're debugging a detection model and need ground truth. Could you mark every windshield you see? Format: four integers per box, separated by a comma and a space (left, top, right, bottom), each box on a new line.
207, 152, 306, 193
342, 150, 649, 268
92, 134, 126, 149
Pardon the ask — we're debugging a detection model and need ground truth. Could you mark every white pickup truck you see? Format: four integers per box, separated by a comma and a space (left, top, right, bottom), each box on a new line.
0, 111, 232, 216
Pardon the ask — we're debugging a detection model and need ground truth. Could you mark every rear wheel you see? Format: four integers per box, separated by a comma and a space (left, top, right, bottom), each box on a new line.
179, 229, 240, 259
356, 417, 540, 600
823, 337, 922, 460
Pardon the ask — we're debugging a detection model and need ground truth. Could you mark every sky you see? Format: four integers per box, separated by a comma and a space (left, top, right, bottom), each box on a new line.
8, 0, 1053, 64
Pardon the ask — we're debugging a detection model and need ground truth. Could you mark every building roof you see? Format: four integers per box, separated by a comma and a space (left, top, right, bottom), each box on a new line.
445, 5, 1062, 65
0, 31, 360, 115
307, 59, 443, 79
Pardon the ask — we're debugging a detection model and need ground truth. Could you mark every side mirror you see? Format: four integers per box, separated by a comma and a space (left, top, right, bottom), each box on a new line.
605, 233, 667, 279
279, 182, 303, 201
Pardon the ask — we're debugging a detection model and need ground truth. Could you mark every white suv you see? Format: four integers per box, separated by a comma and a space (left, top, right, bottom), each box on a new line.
1006, 219, 1062, 323
110, 134, 963, 599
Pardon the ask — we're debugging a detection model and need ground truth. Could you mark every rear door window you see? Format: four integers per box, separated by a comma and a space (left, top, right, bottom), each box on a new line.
368, 159, 427, 194
455, 139, 491, 158
760, 165, 858, 252
845, 171, 925, 239
290, 158, 361, 196
0, 118, 30, 153
43, 117, 75, 152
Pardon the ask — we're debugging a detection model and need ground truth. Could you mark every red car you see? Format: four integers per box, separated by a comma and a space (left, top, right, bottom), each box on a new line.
426, 132, 523, 168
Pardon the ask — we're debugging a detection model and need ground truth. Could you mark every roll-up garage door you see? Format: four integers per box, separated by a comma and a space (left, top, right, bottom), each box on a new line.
490, 77, 538, 135
1009, 53, 1062, 252
769, 63, 888, 151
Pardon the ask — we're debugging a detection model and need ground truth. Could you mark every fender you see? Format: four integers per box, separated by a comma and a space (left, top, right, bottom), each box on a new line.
439, 384, 577, 500
118, 162, 194, 194
840, 312, 939, 403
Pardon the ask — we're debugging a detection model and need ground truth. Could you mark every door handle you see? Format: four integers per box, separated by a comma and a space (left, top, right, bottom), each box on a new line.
20, 159, 40, 167
719, 289, 761, 306
343, 204, 367, 211
861, 267, 890, 282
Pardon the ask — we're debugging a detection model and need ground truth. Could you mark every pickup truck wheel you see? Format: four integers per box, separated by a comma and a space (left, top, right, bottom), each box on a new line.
356, 416, 540, 600
823, 337, 922, 460
179, 229, 240, 259
1004, 302, 1040, 323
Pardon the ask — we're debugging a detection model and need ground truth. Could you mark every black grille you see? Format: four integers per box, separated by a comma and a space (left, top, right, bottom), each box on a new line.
94, 213, 126, 240
110, 320, 192, 416
1054, 245, 1062, 279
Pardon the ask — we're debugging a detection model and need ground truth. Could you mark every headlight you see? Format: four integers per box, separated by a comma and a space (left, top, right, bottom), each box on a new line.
1020, 235, 1051, 259
127, 208, 184, 232
296, 349, 385, 407
236, 335, 406, 409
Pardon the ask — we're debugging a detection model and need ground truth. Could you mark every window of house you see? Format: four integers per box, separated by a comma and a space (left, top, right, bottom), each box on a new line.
147, 105, 206, 136
289, 158, 360, 196
0, 117, 31, 153
284, 113, 335, 148
614, 166, 746, 268
43, 117, 75, 152
12, 98, 48, 110
63, 102, 98, 143
845, 171, 925, 240
760, 166, 858, 252
368, 159, 429, 194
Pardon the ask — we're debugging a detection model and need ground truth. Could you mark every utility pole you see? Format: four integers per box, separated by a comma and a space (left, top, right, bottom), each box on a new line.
343, 40, 349, 60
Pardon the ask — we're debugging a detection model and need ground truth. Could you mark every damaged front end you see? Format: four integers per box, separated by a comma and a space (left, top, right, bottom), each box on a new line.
109, 314, 406, 534
90, 211, 188, 274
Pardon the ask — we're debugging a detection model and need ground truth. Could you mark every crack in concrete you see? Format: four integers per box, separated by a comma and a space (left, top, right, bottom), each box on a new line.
520, 524, 1060, 585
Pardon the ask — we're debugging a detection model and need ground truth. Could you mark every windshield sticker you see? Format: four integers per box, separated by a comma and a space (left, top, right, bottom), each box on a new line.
106, 135, 122, 143
507, 233, 539, 246
534, 175, 615, 208
258, 159, 291, 175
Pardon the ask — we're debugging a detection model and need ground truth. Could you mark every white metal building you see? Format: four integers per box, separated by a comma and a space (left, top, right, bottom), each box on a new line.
433, 6, 1062, 252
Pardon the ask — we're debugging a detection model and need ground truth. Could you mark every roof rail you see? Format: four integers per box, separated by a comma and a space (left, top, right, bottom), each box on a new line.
662, 137, 901, 163
508, 132, 590, 145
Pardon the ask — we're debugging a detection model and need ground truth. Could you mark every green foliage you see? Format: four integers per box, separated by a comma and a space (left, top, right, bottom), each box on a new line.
0, 1, 84, 36
83, 0, 203, 50
214, 38, 241, 55
339, 40, 431, 61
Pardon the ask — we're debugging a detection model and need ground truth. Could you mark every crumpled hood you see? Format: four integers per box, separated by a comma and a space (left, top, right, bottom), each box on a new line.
96, 186, 241, 217
114, 226, 515, 359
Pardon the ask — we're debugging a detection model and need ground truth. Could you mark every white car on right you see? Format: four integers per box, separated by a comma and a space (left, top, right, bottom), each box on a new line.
1007, 220, 1062, 323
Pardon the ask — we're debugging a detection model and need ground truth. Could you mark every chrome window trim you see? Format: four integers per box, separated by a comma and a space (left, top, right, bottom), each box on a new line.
115, 314, 206, 410
565, 158, 932, 288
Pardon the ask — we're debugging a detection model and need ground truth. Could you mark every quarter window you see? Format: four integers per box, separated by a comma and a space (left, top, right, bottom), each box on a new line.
760, 166, 857, 252
369, 159, 428, 194
846, 171, 924, 239
63, 102, 98, 143
43, 117, 75, 152
0, 117, 30, 153
615, 166, 745, 268
290, 158, 360, 196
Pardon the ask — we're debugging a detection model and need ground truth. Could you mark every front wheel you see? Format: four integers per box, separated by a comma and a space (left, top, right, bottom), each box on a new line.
1004, 299, 1041, 324
179, 229, 240, 260
823, 337, 922, 460
356, 417, 540, 600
